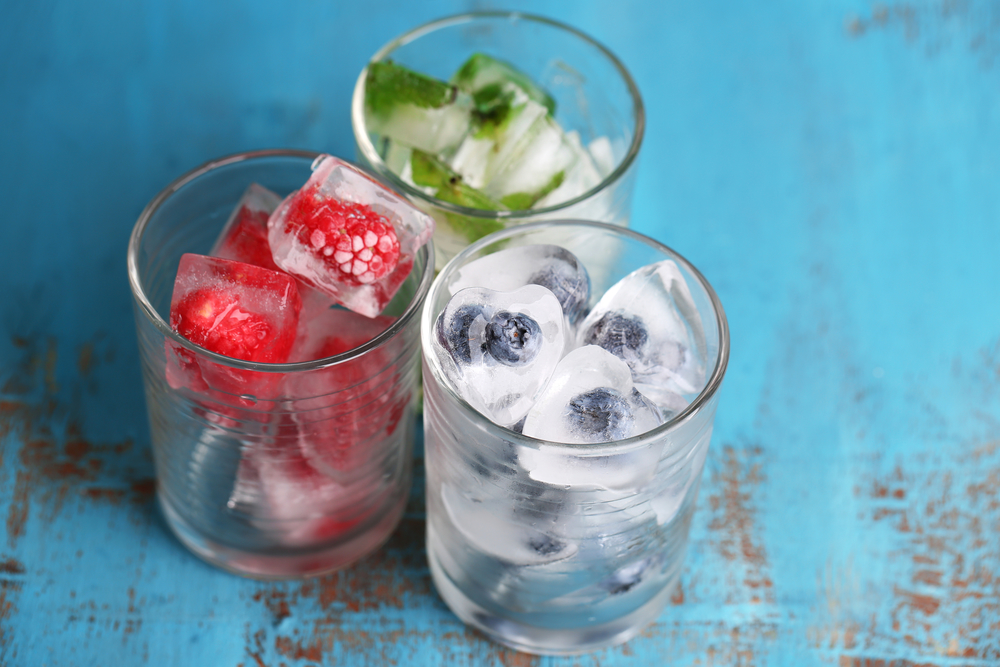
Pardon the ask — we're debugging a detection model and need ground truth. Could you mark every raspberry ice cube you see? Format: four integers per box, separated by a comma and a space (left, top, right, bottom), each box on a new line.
167, 254, 301, 397
267, 155, 434, 318
211, 183, 335, 319
282, 307, 409, 482
211, 183, 284, 273
229, 434, 391, 548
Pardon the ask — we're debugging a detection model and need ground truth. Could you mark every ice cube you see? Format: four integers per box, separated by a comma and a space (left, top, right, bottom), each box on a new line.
519, 346, 664, 491
452, 52, 557, 116
578, 259, 707, 407
166, 254, 301, 396
230, 434, 389, 548
267, 155, 434, 318
532, 131, 605, 210
432, 285, 565, 426
211, 183, 283, 272
364, 61, 474, 155
448, 244, 591, 326
210, 183, 336, 319
281, 307, 408, 481
441, 482, 576, 566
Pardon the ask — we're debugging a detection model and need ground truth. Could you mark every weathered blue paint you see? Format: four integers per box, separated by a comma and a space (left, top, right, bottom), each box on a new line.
2, 0, 999, 665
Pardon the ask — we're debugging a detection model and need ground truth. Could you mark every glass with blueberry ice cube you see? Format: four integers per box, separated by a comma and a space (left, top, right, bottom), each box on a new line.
128, 150, 434, 578
352, 11, 645, 269
421, 220, 729, 654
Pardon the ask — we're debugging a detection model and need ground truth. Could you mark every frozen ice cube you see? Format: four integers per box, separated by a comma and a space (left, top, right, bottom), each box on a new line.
267, 155, 434, 318
167, 254, 301, 396
281, 306, 408, 481
432, 285, 565, 426
210, 183, 335, 319
211, 183, 283, 272
532, 131, 605, 210
364, 61, 474, 155
230, 435, 389, 548
486, 112, 581, 208
452, 52, 556, 116
519, 346, 664, 491
449, 244, 591, 327
441, 482, 576, 566
578, 259, 707, 406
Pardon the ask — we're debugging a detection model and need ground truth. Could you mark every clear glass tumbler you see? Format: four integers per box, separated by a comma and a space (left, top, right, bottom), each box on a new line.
421, 221, 729, 654
127, 150, 434, 579
352, 11, 645, 268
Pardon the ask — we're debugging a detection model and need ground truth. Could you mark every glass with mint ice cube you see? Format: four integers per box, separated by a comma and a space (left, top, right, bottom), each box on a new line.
352, 12, 645, 268
420, 221, 729, 655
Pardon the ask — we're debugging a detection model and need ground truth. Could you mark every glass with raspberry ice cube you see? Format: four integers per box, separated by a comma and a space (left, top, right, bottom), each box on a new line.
128, 150, 434, 579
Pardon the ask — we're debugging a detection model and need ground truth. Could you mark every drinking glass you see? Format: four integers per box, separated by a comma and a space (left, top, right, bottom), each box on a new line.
128, 149, 433, 579
421, 220, 728, 653
352, 11, 645, 268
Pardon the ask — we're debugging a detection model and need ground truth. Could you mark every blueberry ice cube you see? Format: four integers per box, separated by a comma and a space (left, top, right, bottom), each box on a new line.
441, 483, 576, 566
599, 554, 664, 595
565, 387, 634, 442
448, 244, 590, 326
485, 311, 543, 365
578, 259, 706, 408
431, 284, 566, 426
519, 346, 664, 491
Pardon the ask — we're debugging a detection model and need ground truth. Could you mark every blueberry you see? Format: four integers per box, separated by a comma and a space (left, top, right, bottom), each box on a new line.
582, 311, 648, 362
565, 387, 634, 441
485, 311, 542, 366
599, 556, 657, 595
527, 534, 568, 558
527, 248, 590, 324
436, 303, 487, 365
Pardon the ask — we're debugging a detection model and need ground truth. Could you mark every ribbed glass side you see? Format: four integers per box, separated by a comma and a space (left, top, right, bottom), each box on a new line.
129, 151, 430, 579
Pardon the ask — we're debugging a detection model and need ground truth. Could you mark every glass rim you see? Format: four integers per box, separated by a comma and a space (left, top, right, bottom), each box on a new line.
351, 10, 646, 219
127, 148, 437, 374
421, 219, 730, 456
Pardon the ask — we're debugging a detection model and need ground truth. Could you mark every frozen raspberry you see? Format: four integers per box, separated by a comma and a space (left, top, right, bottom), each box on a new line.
284, 184, 401, 287
171, 287, 283, 363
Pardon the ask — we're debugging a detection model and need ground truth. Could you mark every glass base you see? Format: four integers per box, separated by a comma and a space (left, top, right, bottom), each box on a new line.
427, 540, 680, 656
159, 490, 407, 580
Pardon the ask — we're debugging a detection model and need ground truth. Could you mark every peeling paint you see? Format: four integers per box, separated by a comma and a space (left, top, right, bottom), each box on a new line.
844, 0, 1000, 66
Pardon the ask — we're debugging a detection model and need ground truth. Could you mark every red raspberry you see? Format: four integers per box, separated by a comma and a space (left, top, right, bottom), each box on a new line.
171, 287, 285, 363
216, 205, 282, 273
285, 185, 401, 287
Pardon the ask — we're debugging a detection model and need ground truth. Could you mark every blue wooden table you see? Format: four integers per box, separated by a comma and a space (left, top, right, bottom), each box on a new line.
2, 1, 999, 664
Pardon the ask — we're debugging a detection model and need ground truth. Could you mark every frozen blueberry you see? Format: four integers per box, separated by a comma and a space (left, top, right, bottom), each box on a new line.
565, 387, 634, 442
582, 310, 648, 362
599, 556, 658, 595
485, 311, 542, 366
436, 303, 487, 365
527, 247, 590, 324
527, 534, 569, 558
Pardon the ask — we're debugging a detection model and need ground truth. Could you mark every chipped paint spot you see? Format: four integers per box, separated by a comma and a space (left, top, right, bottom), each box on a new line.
0, 558, 25, 576
78, 342, 94, 376
844, 0, 1000, 66
706, 445, 775, 605
814, 438, 1000, 662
